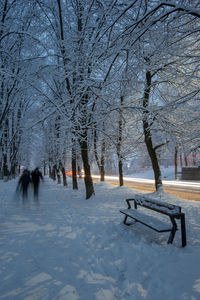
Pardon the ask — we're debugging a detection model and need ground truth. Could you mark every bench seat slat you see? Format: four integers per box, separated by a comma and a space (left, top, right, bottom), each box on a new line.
120, 209, 173, 232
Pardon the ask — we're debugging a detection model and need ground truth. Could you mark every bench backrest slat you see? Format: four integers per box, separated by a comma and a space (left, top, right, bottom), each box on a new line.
127, 195, 181, 216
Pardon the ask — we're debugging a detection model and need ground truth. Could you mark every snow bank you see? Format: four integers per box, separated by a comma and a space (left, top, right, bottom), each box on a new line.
0, 177, 200, 300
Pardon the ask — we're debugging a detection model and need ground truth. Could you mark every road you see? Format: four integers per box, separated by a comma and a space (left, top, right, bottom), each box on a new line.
92, 175, 200, 201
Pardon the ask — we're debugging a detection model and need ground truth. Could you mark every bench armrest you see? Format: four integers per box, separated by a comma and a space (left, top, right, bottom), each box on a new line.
126, 198, 136, 209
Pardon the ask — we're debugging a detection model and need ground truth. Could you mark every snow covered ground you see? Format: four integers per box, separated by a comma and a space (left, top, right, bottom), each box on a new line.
0, 175, 200, 300
125, 166, 181, 180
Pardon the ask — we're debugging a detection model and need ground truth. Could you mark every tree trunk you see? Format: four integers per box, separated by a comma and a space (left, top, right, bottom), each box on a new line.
100, 140, 105, 181
93, 123, 100, 172
93, 122, 105, 181
183, 148, 188, 166
192, 151, 196, 166
52, 165, 56, 180
56, 167, 61, 184
43, 161, 47, 176
174, 146, 178, 180
11, 164, 16, 178
49, 165, 52, 178
72, 143, 78, 189
80, 138, 94, 199
180, 153, 183, 168
60, 165, 67, 187
117, 95, 124, 186
3, 118, 9, 181
77, 2, 94, 198
118, 159, 123, 186
3, 154, 9, 181
78, 165, 82, 178
184, 153, 188, 166
143, 70, 162, 191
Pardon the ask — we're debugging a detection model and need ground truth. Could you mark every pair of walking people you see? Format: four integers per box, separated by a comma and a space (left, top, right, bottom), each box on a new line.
17, 168, 43, 198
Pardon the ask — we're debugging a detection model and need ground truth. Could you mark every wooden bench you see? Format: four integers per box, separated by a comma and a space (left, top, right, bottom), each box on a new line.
120, 195, 186, 247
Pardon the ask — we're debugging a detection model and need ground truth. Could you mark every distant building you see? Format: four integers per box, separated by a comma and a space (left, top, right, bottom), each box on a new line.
182, 167, 200, 180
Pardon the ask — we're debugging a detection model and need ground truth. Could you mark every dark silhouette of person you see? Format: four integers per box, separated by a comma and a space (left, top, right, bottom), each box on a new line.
17, 169, 31, 198
31, 168, 43, 198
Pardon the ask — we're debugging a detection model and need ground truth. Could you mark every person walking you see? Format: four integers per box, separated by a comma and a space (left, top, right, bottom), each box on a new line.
17, 169, 31, 199
31, 168, 43, 198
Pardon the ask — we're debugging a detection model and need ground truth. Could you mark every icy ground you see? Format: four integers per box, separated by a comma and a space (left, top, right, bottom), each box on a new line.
0, 176, 200, 300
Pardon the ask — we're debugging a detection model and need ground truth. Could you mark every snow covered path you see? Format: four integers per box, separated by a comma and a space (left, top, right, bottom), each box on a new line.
0, 177, 200, 300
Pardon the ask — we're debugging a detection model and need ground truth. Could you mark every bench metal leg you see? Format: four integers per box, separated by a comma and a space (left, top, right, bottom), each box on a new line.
180, 213, 187, 247
123, 215, 136, 226
123, 215, 131, 226
167, 217, 177, 244
123, 215, 128, 225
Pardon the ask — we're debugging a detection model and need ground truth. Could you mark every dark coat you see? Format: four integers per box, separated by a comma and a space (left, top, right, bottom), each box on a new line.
18, 170, 31, 189
31, 169, 43, 185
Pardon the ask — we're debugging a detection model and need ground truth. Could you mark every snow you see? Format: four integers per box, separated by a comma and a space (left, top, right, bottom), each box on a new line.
0, 174, 200, 300
126, 166, 180, 180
